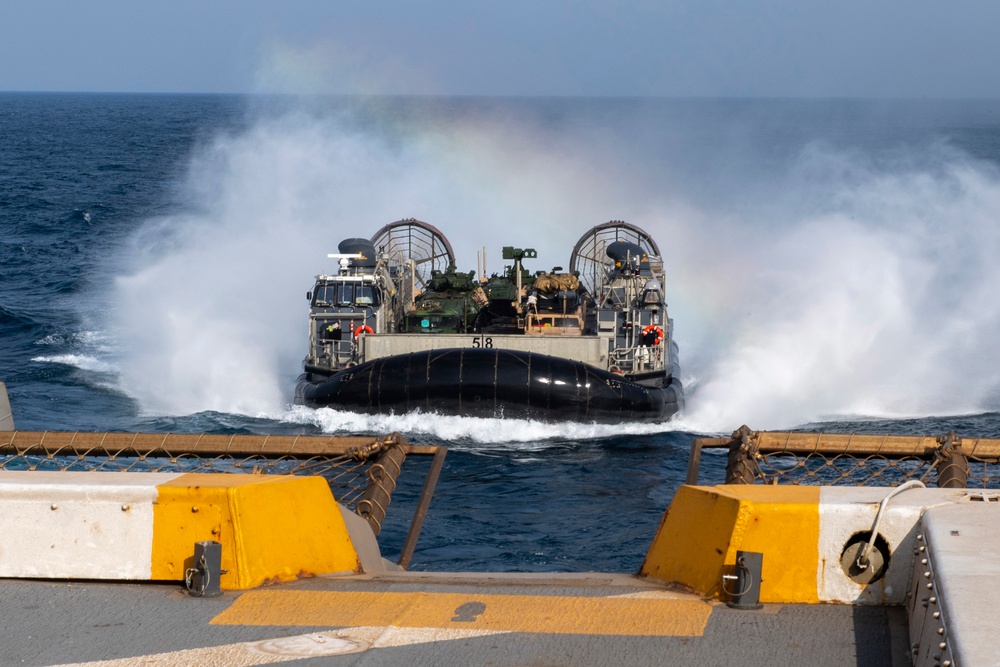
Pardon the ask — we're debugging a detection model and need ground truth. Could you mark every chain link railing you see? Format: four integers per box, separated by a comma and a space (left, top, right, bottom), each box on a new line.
687, 425, 1000, 488
0, 430, 446, 567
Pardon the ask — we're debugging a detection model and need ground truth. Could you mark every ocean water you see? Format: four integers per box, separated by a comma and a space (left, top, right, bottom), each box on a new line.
3, 92, 1000, 573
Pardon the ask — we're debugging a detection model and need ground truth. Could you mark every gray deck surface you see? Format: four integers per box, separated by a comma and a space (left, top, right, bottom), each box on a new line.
0, 572, 907, 667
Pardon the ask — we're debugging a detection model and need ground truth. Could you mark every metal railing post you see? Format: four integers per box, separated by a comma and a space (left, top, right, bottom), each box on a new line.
935, 432, 969, 488
726, 426, 759, 485
397, 446, 447, 570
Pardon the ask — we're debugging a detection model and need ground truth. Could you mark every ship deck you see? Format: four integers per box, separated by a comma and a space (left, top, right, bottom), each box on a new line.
4, 420, 1000, 665
1, 572, 907, 666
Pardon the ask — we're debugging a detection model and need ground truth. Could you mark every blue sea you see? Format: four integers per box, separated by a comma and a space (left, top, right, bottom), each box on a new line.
3, 92, 1000, 573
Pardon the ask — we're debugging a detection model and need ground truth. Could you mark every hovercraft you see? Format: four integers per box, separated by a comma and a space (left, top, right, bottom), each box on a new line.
295, 219, 682, 422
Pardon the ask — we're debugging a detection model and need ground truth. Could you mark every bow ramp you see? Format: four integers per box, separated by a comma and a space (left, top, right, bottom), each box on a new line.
3, 427, 1000, 665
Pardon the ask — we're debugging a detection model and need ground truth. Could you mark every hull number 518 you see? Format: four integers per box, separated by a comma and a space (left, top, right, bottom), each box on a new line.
471, 336, 493, 348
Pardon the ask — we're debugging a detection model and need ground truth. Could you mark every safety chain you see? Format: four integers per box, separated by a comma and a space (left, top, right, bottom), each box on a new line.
184, 555, 211, 596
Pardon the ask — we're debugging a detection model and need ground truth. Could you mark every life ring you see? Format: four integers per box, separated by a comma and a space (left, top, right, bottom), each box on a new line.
353, 324, 374, 339
642, 324, 664, 346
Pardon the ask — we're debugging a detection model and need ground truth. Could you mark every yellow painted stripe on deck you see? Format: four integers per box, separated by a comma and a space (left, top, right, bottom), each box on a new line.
151, 473, 360, 589
641, 485, 821, 603
211, 590, 713, 636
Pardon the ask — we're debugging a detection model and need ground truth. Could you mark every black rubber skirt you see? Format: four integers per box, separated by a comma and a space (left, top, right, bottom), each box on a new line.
295, 348, 682, 423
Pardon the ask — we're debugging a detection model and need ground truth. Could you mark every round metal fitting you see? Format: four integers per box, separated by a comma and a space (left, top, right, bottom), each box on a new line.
249, 632, 369, 657
839, 531, 890, 584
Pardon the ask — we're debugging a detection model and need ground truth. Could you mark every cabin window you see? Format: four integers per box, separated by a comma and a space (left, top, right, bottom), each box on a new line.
356, 285, 375, 305
336, 284, 354, 306
311, 284, 335, 306
312, 282, 380, 307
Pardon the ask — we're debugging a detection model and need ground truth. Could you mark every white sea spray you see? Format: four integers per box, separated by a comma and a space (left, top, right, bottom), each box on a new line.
105, 100, 1000, 431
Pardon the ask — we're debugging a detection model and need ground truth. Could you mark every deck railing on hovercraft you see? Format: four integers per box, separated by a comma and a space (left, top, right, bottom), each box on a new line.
0, 430, 445, 569
687, 425, 1000, 488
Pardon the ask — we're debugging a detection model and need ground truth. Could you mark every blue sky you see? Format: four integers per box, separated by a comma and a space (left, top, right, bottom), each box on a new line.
1, 0, 997, 97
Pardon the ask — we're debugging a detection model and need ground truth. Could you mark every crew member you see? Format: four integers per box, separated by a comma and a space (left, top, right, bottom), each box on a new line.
321, 321, 342, 341
526, 292, 538, 314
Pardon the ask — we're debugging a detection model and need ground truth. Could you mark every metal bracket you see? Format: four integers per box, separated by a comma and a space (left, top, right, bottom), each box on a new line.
185, 540, 224, 597
724, 550, 764, 609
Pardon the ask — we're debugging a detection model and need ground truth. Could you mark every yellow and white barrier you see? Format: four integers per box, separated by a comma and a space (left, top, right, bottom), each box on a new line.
0, 470, 364, 589
641, 484, 975, 605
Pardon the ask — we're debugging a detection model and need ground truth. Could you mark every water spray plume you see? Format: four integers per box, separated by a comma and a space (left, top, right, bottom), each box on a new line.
677, 153, 1000, 430
108, 101, 1000, 433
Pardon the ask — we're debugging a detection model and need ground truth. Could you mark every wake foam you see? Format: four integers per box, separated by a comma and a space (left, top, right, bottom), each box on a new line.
30, 354, 116, 374
274, 405, 680, 448
32, 330, 119, 375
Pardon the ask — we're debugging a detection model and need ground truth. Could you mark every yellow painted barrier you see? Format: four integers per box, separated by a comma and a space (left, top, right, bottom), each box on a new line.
151, 473, 361, 589
0, 471, 361, 589
640, 485, 821, 604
